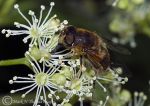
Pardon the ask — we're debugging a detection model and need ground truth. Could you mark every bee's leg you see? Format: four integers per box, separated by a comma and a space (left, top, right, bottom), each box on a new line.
77, 55, 83, 78
80, 55, 83, 69
96, 66, 104, 75
51, 44, 64, 53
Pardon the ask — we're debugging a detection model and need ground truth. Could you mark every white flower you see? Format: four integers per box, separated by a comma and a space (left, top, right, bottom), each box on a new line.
58, 61, 128, 106
9, 53, 64, 106
56, 61, 94, 106
128, 92, 147, 106
96, 67, 128, 93
1, 2, 68, 47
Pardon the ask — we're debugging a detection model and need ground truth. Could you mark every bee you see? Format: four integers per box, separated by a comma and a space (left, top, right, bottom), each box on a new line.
58, 25, 111, 73
58, 26, 130, 73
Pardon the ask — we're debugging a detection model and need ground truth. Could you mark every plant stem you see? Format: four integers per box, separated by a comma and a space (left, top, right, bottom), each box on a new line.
0, 57, 30, 67
0, 0, 16, 16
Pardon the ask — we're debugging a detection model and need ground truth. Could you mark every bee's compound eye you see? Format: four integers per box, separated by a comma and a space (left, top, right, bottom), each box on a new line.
64, 34, 75, 46
67, 26, 76, 33
63, 26, 76, 46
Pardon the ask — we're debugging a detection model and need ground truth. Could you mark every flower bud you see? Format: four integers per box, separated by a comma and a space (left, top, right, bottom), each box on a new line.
70, 79, 81, 91
51, 73, 66, 86
60, 66, 72, 79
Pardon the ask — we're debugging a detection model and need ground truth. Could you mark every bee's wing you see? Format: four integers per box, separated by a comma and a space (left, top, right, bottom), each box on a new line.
100, 35, 131, 55
86, 51, 105, 72
106, 41, 131, 55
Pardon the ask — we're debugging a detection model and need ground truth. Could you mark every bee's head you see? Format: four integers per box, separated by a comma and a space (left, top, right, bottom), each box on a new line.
59, 25, 76, 47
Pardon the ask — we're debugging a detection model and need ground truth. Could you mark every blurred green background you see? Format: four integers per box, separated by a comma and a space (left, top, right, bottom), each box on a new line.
0, 0, 150, 105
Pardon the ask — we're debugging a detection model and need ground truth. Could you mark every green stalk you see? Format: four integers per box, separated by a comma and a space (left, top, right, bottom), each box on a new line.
0, 0, 16, 16
0, 57, 30, 67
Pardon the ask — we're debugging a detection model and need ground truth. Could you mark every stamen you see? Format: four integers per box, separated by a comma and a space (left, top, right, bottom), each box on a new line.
63, 20, 68, 25
14, 4, 32, 26
21, 84, 37, 98
33, 86, 42, 106
10, 90, 15, 93
28, 74, 34, 78
13, 76, 18, 80
41, 2, 55, 26
9, 80, 14, 84
23, 36, 31, 43
14, 4, 19, 9
28, 10, 35, 16
50, 2, 55, 6
1, 29, 6, 34
103, 96, 109, 106
10, 83, 36, 93
96, 80, 107, 92
41, 5, 45, 10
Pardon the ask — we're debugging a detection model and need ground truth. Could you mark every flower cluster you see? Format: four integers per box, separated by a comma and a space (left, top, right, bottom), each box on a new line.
108, 88, 147, 106
107, 0, 150, 48
9, 54, 128, 106
2, 2, 128, 106
1, 2, 68, 48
